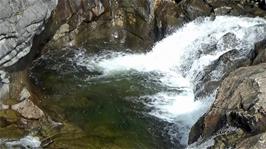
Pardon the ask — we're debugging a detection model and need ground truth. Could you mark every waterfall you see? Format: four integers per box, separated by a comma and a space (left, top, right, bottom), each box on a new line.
73, 16, 266, 145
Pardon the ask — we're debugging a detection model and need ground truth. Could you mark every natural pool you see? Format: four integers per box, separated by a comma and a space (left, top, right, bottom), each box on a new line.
30, 49, 184, 149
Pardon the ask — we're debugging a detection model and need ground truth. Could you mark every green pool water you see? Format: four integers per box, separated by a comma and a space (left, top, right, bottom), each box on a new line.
29, 49, 183, 149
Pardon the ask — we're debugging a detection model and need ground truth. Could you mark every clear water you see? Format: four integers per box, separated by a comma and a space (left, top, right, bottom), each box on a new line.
29, 16, 266, 149
31, 66, 182, 148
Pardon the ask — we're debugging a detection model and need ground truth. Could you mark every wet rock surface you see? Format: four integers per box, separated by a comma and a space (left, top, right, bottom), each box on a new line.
189, 63, 266, 148
193, 27, 266, 99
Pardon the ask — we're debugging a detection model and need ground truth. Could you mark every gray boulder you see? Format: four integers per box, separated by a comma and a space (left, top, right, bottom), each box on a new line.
0, 0, 57, 68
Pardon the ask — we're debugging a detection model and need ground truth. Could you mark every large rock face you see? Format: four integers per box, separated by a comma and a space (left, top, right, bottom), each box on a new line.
0, 1, 57, 146
0, 0, 57, 100
0, 0, 57, 68
189, 63, 266, 148
0, 0, 59, 108
40, 0, 183, 52
39, 0, 154, 52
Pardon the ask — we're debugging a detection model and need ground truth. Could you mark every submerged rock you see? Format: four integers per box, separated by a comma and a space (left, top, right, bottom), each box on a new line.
0, 135, 41, 148
11, 99, 44, 120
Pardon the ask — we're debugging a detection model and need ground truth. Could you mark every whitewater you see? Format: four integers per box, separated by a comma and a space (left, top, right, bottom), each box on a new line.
73, 16, 266, 145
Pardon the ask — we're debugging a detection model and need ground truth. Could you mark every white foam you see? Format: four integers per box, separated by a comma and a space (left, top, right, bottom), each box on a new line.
1, 136, 41, 148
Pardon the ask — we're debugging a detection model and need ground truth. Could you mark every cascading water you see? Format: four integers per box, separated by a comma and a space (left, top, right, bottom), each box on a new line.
73, 16, 266, 146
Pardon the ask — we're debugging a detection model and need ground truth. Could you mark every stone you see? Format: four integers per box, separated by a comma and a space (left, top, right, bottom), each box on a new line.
11, 99, 44, 120
19, 88, 31, 101
181, 0, 212, 20
154, 0, 184, 40
75, 0, 156, 51
0, 104, 9, 110
0, 117, 10, 128
214, 6, 232, 15
189, 63, 266, 148
0, 0, 57, 68
253, 39, 266, 64
206, 0, 266, 16
236, 132, 266, 149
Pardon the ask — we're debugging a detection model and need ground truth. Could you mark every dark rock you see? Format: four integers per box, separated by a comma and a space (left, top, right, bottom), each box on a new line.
154, 0, 184, 40
206, 0, 266, 17
253, 39, 266, 64
194, 32, 257, 99
0, 117, 11, 128
194, 49, 255, 99
180, 0, 213, 20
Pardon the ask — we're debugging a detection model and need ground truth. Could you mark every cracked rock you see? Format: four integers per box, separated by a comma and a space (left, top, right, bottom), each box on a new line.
189, 63, 266, 148
0, 0, 57, 68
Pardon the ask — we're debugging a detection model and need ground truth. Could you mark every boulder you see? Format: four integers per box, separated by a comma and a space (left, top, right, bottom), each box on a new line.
11, 99, 44, 120
0, 0, 57, 68
189, 63, 266, 148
